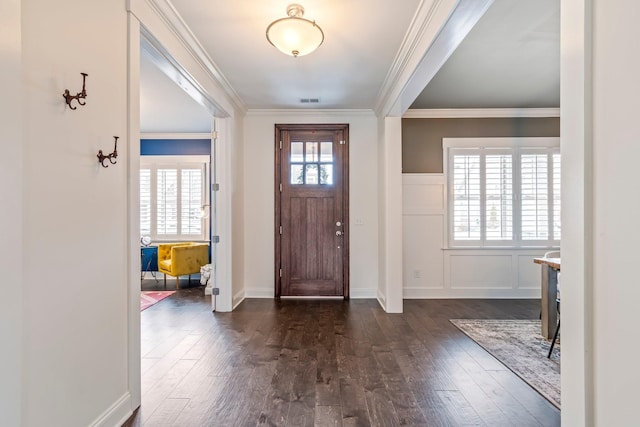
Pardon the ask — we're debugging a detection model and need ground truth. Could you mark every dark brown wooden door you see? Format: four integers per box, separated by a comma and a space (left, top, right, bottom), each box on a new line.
275, 124, 349, 298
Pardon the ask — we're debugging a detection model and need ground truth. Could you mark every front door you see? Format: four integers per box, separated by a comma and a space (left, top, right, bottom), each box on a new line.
275, 124, 349, 298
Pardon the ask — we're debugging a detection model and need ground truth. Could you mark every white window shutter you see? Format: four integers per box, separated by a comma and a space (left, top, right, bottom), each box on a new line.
157, 169, 178, 235
552, 153, 561, 240
452, 154, 481, 240
521, 154, 549, 240
140, 169, 152, 236
485, 154, 513, 240
447, 140, 560, 248
181, 168, 203, 235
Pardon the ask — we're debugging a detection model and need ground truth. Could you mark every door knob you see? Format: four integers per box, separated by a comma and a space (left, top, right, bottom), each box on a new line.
336, 221, 342, 227
336, 230, 343, 236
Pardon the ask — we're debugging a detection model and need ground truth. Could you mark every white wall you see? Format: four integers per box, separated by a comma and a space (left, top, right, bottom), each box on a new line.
402, 174, 549, 298
0, 1, 23, 425
19, 1, 130, 426
242, 111, 379, 299
562, 1, 640, 424
591, 0, 640, 424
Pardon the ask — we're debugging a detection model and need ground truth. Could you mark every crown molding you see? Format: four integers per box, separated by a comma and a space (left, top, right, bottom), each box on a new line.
375, 0, 494, 118
143, 0, 246, 113
245, 109, 376, 117
403, 108, 561, 118
374, 0, 452, 116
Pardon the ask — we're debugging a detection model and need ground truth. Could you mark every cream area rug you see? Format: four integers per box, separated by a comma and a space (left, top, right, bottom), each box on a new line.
450, 319, 560, 409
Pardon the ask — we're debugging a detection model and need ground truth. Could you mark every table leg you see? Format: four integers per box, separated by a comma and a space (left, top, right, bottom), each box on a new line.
541, 265, 558, 339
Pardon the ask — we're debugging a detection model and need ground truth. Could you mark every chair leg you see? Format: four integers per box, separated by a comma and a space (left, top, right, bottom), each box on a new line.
163, 273, 166, 289
176, 275, 180, 290
548, 319, 560, 358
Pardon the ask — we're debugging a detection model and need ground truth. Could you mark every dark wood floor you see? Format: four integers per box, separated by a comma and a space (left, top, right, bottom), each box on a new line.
125, 281, 560, 426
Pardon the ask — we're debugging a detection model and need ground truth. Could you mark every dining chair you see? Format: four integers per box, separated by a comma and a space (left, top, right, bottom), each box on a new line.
548, 273, 561, 358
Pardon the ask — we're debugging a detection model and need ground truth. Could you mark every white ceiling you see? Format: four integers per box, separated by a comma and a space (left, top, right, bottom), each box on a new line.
140, 52, 211, 133
139, 0, 560, 133
411, 0, 560, 109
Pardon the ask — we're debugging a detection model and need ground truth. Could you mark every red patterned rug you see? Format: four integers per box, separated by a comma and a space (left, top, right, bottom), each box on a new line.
140, 291, 175, 311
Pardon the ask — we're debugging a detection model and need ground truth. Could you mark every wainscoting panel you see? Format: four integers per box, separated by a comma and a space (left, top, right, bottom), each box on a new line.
402, 173, 445, 214
403, 173, 553, 298
518, 254, 545, 290
449, 254, 513, 289
403, 215, 444, 294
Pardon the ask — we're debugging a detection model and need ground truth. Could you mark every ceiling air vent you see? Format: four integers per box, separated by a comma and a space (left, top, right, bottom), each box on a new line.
300, 98, 320, 104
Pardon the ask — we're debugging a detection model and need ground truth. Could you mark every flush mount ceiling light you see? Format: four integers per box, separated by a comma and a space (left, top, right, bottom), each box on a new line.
266, 4, 324, 57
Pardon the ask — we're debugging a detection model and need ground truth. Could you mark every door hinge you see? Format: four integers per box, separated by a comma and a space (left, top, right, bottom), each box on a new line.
212, 183, 220, 192
340, 140, 346, 145
212, 235, 220, 243
211, 131, 219, 139
279, 183, 283, 192
279, 140, 283, 149
279, 268, 282, 278
279, 225, 283, 235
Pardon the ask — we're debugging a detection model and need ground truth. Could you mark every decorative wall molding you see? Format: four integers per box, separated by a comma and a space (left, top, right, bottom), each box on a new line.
376, 0, 493, 117
375, 0, 453, 115
402, 173, 550, 298
403, 108, 561, 119
131, 0, 245, 113
147, 0, 245, 111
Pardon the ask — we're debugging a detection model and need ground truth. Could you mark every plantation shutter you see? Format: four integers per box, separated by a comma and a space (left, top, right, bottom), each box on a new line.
140, 168, 152, 236
452, 153, 481, 240
552, 153, 561, 240
157, 169, 178, 236
485, 153, 513, 240
520, 154, 549, 240
181, 168, 203, 235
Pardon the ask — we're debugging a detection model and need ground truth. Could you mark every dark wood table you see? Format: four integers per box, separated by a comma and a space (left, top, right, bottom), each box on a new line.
533, 257, 560, 339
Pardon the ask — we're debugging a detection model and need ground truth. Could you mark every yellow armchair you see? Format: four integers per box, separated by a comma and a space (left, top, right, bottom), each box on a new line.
157, 242, 209, 289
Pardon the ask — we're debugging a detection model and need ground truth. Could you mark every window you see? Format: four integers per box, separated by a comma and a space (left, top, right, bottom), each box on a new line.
446, 138, 560, 247
140, 156, 209, 241
290, 141, 334, 185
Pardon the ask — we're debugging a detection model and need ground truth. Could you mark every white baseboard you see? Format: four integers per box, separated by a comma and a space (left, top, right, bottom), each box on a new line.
243, 287, 377, 299
90, 392, 132, 427
349, 288, 377, 299
377, 289, 387, 311
244, 288, 275, 298
403, 287, 541, 299
233, 289, 245, 309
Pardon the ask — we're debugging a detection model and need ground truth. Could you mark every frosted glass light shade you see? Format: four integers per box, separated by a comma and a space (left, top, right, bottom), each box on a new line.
266, 4, 324, 57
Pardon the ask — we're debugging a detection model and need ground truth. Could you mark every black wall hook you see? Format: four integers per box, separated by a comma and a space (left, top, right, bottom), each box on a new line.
97, 136, 119, 168
63, 72, 88, 110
